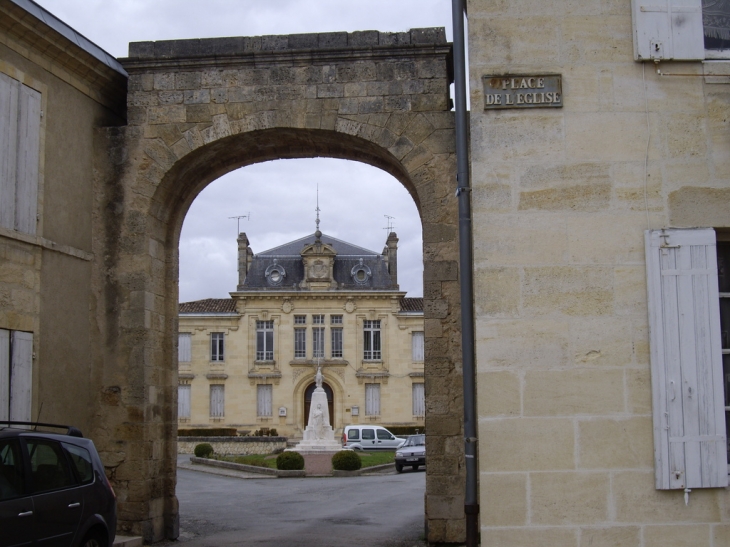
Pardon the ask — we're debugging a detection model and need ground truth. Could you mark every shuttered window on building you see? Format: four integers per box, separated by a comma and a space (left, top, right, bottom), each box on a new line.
0, 73, 41, 235
365, 383, 380, 416
0, 329, 33, 421
178, 385, 191, 419
645, 228, 728, 489
412, 383, 425, 417
178, 333, 191, 363
257, 384, 272, 417
412, 331, 424, 362
209, 384, 224, 418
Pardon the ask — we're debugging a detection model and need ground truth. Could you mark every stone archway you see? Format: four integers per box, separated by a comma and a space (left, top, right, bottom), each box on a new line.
92, 29, 463, 544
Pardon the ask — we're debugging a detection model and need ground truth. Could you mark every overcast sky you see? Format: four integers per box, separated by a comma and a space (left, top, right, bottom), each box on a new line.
33, 0, 454, 301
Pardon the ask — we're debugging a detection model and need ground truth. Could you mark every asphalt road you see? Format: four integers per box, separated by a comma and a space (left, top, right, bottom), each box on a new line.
157, 462, 427, 547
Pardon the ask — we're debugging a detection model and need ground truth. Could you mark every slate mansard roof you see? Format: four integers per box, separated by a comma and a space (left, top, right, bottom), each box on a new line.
241, 232, 394, 291
179, 297, 422, 314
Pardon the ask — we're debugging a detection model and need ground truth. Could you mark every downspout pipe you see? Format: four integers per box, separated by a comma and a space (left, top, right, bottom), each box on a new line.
451, 1, 479, 546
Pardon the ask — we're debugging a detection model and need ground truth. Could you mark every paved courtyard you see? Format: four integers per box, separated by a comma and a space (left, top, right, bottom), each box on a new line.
150, 457, 428, 547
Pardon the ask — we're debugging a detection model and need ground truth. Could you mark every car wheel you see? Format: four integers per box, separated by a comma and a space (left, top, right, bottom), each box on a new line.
81, 531, 107, 547
395, 463, 403, 473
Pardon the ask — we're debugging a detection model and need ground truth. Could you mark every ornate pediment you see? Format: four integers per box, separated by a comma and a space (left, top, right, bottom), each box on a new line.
299, 234, 338, 290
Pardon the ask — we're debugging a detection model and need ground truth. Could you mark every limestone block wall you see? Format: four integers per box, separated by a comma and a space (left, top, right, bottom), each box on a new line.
177, 437, 287, 455
468, 1, 730, 545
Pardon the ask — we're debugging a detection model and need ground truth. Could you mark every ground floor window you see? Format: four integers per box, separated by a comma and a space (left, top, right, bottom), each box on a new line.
257, 384, 273, 417
365, 383, 380, 416
178, 385, 191, 419
412, 383, 425, 417
0, 329, 32, 421
209, 384, 224, 418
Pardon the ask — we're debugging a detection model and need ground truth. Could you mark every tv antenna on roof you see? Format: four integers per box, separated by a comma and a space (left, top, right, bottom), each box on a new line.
383, 215, 395, 233
229, 213, 250, 234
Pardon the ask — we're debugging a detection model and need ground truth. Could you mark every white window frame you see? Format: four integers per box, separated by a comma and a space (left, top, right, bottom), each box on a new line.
256, 320, 274, 361
178, 333, 191, 363
365, 383, 380, 416
294, 327, 306, 359
331, 327, 343, 359
363, 320, 381, 361
0, 329, 32, 422
631, 0, 730, 61
257, 384, 273, 417
210, 332, 224, 362
209, 384, 224, 418
645, 228, 728, 489
0, 72, 41, 235
412, 383, 425, 417
178, 384, 191, 419
412, 331, 425, 363
313, 326, 325, 359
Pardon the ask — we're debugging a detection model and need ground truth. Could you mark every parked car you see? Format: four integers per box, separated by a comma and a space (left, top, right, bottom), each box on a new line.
341, 425, 405, 451
395, 434, 426, 472
0, 421, 117, 547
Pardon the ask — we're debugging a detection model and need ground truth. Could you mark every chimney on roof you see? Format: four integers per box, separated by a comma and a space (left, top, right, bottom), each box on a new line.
237, 233, 253, 290
385, 232, 398, 289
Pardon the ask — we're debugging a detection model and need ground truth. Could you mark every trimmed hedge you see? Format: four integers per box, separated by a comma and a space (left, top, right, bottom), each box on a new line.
194, 443, 214, 458
332, 450, 362, 471
179, 428, 238, 437
385, 426, 424, 436
276, 451, 305, 470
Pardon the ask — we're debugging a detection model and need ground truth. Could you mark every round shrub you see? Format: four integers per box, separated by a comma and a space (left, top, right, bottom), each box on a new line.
276, 451, 305, 470
194, 443, 214, 458
331, 450, 361, 471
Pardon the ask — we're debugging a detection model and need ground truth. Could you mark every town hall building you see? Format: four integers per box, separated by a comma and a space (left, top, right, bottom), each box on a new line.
177, 228, 424, 437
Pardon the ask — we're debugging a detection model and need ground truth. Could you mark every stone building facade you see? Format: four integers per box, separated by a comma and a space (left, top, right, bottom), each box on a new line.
468, 1, 730, 545
177, 231, 425, 437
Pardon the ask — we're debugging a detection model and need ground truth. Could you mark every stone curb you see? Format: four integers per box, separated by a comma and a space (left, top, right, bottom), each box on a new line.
190, 457, 395, 477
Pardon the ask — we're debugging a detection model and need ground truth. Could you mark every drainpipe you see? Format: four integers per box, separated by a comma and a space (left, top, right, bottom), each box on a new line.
451, 1, 479, 546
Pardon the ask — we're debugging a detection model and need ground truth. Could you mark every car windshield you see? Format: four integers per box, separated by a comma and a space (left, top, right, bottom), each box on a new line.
403, 434, 425, 447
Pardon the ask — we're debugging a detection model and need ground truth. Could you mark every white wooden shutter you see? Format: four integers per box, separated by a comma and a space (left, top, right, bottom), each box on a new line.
257, 384, 272, 417
365, 383, 380, 415
9, 331, 32, 422
178, 333, 191, 363
631, 0, 705, 60
412, 332, 424, 362
14, 84, 40, 235
412, 383, 425, 417
210, 385, 224, 417
0, 329, 9, 421
645, 228, 728, 489
0, 73, 19, 231
178, 385, 191, 418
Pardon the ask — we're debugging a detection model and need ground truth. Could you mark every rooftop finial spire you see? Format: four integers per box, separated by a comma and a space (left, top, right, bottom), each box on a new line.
314, 184, 322, 242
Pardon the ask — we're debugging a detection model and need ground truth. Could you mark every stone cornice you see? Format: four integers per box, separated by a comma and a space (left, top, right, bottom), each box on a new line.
0, 1, 127, 116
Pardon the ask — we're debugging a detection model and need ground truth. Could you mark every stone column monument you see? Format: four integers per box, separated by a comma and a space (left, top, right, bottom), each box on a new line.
293, 366, 341, 452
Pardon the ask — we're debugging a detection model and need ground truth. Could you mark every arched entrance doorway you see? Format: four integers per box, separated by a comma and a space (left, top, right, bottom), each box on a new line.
93, 29, 463, 544
304, 381, 334, 430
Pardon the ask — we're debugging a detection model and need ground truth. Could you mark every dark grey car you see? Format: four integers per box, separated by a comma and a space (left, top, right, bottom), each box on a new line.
0, 422, 116, 547
394, 434, 426, 473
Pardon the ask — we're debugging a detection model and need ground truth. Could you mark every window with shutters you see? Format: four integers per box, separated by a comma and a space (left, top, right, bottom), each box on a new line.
714, 239, 730, 468
178, 384, 191, 419
412, 383, 425, 417
645, 228, 728, 489
257, 384, 273, 417
363, 320, 381, 360
365, 383, 380, 416
0, 329, 32, 422
256, 320, 274, 361
209, 384, 224, 418
631, 0, 730, 60
412, 331, 424, 363
0, 72, 41, 235
178, 333, 191, 363
210, 332, 224, 362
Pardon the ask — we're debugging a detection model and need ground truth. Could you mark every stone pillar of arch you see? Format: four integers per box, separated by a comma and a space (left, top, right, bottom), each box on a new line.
92, 28, 463, 543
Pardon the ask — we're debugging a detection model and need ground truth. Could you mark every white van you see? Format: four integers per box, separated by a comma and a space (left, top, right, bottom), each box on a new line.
341, 425, 405, 451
